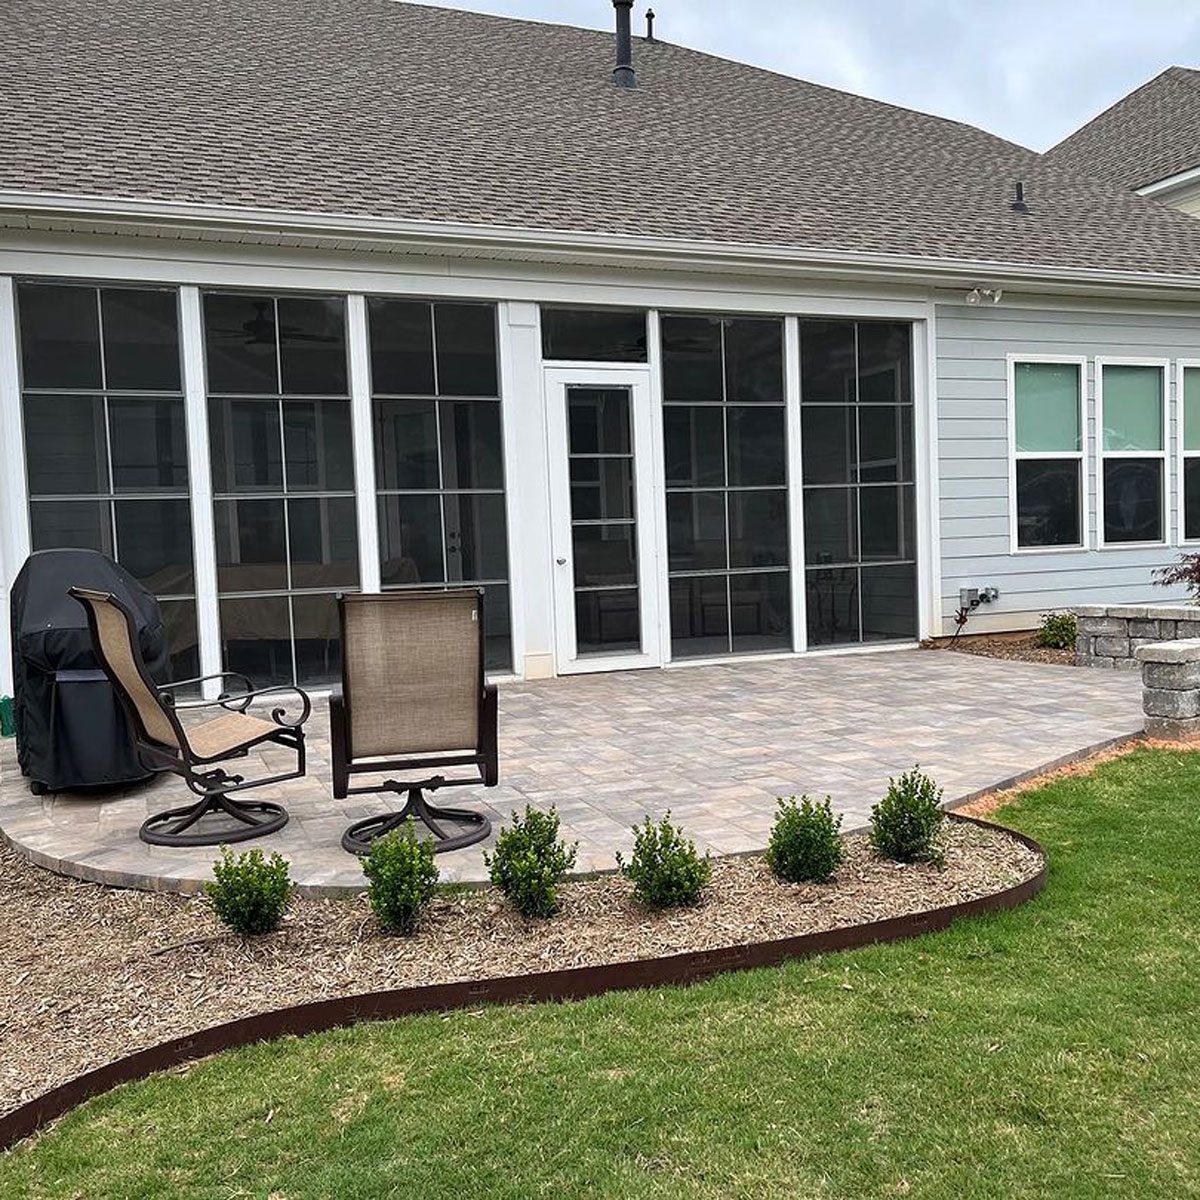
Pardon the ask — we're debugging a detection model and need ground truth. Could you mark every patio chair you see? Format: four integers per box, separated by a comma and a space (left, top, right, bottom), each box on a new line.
331, 589, 497, 855
69, 587, 311, 847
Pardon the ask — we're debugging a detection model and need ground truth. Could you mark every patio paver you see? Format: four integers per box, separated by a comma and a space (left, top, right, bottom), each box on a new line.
0, 649, 1143, 894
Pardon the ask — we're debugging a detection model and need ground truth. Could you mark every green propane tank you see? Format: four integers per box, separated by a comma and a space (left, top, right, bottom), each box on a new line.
0, 696, 14, 738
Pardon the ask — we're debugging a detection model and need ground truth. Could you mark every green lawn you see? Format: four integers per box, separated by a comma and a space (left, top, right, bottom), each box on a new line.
3, 748, 1199, 1199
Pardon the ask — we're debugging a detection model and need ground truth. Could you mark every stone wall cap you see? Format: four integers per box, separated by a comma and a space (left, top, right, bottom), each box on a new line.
1135, 639, 1200, 663
1144, 604, 1200, 620
1105, 604, 1151, 619
1073, 604, 1110, 618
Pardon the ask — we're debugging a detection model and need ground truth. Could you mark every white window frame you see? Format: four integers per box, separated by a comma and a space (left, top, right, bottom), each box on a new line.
1176, 359, 1200, 546
1006, 353, 1089, 555
1096, 356, 1170, 550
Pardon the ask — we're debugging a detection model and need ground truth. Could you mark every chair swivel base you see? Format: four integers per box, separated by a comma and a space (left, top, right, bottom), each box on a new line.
342, 785, 491, 856
139, 792, 290, 848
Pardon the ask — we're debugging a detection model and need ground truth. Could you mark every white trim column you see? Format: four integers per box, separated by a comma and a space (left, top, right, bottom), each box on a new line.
646, 310, 672, 664
784, 316, 807, 651
179, 286, 223, 698
0, 277, 30, 695
914, 305, 942, 639
347, 294, 381, 594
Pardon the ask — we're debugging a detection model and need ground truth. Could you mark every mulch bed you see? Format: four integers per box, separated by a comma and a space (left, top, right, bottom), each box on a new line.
937, 632, 1075, 667
0, 820, 1041, 1119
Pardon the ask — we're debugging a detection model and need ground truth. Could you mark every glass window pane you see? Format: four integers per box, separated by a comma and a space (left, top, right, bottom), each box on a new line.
572, 523, 636, 588
801, 405, 853, 485
114, 499, 194, 594
730, 572, 790, 653
482, 584, 513, 672
727, 406, 785, 486
1103, 458, 1163, 543
800, 321, 855, 402
109, 398, 189, 492
1187, 459, 1200, 541
214, 498, 288, 592
288, 497, 360, 590
723, 318, 783, 402
571, 457, 634, 521
1185, 368, 1200, 453
368, 299, 435, 395
804, 487, 857, 565
662, 315, 723, 402
278, 297, 347, 395
440, 400, 503, 490
283, 400, 354, 491
806, 567, 860, 645
541, 308, 647, 362
859, 485, 914, 562
670, 574, 729, 658
435, 304, 498, 396
568, 388, 631, 455
374, 399, 439, 489
667, 491, 726, 572
208, 398, 283, 493
291, 593, 343, 688
575, 589, 641, 655
378, 494, 445, 585
858, 405, 913, 483
18, 283, 102, 390
664, 406, 724, 487
857, 323, 912, 403
203, 294, 279, 395
1016, 459, 1081, 548
1014, 362, 1080, 453
220, 596, 293, 687
160, 600, 200, 683
728, 490, 788, 568
861, 563, 917, 641
23, 394, 106, 495
29, 500, 113, 555
444, 493, 509, 582
1102, 364, 1162, 451
101, 288, 181, 392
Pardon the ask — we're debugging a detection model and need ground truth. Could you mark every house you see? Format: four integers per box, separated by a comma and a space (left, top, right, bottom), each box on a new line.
4, 0, 1200, 696
1047, 67, 1200, 216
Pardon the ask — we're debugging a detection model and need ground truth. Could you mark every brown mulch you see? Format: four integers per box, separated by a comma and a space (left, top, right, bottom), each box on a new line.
935, 632, 1075, 666
0, 820, 1040, 1118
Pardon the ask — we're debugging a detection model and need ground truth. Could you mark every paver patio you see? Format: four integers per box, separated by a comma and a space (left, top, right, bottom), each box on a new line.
0, 649, 1143, 894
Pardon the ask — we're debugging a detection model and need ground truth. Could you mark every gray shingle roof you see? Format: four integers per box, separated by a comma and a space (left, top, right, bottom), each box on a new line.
1046, 67, 1200, 192
7, 1, 1200, 278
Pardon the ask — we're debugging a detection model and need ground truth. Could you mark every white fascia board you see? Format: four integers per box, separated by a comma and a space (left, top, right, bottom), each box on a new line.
4, 189, 1200, 297
1138, 164, 1200, 198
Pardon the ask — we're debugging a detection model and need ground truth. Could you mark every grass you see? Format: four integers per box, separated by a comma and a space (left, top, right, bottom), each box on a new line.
2, 748, 1199, 1198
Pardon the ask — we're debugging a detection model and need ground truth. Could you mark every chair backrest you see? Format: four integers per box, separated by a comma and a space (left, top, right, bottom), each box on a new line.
340, 590, 484, 759
69, 587, 181, 752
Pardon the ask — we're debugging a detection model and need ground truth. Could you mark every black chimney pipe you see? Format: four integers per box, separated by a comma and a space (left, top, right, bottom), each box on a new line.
613, 0, 635, 88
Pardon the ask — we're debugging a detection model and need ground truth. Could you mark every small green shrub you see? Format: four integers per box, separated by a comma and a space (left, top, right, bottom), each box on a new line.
485, 805, 578, 918
869, 767, 945, 865
206, 847, 293, 936
766, 795, 844, 883
362, 820, 439, 934
617, 813, 711, 909
1036, 610, 1077, 650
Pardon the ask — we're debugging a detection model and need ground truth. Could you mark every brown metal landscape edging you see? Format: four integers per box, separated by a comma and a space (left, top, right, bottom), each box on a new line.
0, 815, 1046, 1154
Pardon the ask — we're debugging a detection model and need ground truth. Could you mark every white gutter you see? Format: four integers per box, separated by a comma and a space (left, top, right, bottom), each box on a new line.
1138, 163, 1200, 199
4, 189, 1200, 295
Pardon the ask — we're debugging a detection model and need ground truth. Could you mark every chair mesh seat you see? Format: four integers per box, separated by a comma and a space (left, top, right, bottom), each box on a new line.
185, 711, 283, 761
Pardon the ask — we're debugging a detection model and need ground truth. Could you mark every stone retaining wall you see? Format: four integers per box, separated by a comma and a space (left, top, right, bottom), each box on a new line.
1075, 604, 1200, 670
1137, 639, 1200, 739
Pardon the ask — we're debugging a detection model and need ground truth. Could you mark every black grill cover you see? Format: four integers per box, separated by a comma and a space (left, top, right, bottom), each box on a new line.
10, 549, 171, 792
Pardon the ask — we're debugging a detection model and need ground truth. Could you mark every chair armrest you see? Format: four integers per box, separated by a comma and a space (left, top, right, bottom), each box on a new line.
480, 683, 499, 786
171, 684, 312, 728
159, 671, 254, 698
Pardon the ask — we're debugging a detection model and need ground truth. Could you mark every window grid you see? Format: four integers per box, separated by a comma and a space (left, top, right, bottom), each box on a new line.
1179, 361, 1200, 545
1096, 357, 1169, 549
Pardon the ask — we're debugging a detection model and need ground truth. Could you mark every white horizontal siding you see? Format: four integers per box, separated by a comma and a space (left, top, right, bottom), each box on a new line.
935, 297, 1200, 624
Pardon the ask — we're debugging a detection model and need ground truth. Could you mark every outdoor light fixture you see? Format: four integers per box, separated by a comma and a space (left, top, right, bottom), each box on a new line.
965, 287, 1004, 305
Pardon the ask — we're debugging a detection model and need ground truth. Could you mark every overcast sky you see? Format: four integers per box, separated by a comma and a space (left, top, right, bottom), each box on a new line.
406, 0, 1200, 150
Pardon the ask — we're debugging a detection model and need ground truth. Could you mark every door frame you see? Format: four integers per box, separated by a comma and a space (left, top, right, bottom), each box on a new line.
543, 364, 663, 674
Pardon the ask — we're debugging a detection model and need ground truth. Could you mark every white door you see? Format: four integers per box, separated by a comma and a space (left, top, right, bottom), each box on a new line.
544, 366, 663, 673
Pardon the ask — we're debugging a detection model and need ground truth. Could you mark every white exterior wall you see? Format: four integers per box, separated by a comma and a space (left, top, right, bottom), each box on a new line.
935, 293, 1200, 631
